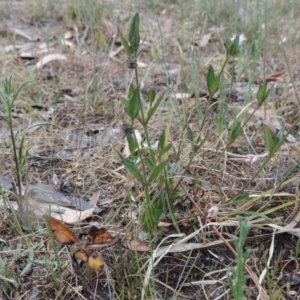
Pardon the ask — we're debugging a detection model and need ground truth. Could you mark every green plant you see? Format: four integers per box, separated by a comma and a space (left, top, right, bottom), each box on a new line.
119, 13, 173, 237
117, 13, 280, 239
227, 218, 251, 300
0, 76, 59, 227
0, 77, 31, 216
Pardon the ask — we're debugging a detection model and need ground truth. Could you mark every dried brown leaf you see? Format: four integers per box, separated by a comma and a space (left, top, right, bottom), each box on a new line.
45, 215, 77, 245
161, 19, 172, 33
36, 54, 67, 69
200, 33, 211, 47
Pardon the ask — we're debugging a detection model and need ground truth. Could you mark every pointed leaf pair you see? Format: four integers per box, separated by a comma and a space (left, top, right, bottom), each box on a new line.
147, 93, 164, 121
128, 86, 140, 120
147, 159, 170, 184
229, 121, 241, 143
119, 12, 140, 55
120, 154, 140, 180
228, 35, 240, 57
256, 83, 271, 105
206, 65, 220, 96
264, 124, 285, 155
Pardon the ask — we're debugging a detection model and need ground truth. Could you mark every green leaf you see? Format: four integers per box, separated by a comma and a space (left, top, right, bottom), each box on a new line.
206, 65, 216, 87
148, 88, 156, 104
187, 125, 194, 141
232, 193, 249, 202
228, 34, 240, 57
256, 83, 270, 105
120, 98, 129, 109
120, 154, 140, 180
229, 121, 241, 142
158, 143, 172, 156
264, 125, 276, 154
126, 132, 139, 155
119, 29, 131, 54
210, 76, 220, 95
147, 159, 170, 184
10, 278, 19, 289
147, 93, 164, 121
206, 65, 220, 96
277, 125, 285, 140
0, 115, 10, 126
20, 250, 34, 276
129, 84, 135, 95
158, 130, 165, 153
127, 87, 140, 120
129, 12, 140, 54
145, 157, 154, 172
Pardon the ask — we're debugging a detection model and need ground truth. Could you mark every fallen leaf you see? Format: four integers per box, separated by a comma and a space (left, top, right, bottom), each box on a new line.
45, 215, 77, 245
265, 71, 285, 82
4, 45, 16, 52
19, 49, 49, 58
157, 222, 172, 228
87, 253, 105, 270
60, 39, 74, 48
73, 249, 88, 263
173, 93, 191, 100
90, 190, 100, 206
87, 226, 116, 244
137, 61, 148, 68
102, 17, 115, 36
64, 31, 74, 39
125, 240, 150, 252
161, 19, 173, 33
36, 54, 67, 69
50, 208, 95, 224
199, 33, 211, 47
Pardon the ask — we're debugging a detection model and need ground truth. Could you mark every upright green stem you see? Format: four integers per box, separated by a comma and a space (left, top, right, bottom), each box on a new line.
10, 125, 23, 212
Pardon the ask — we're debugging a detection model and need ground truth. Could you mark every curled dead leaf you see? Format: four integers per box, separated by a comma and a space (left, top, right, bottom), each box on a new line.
157, 221, 172, 228
45, 215, 77, 245
36, 54, 67, 69
87, 226, 115, 244
125, 240, 150, 252
74, 249, 89, 263
72, 249, 89, 271
73, 249, 105, 271
87, 253, 105, 270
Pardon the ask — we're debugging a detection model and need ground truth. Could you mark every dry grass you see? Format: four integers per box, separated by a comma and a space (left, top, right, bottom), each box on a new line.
1, 0, 300, 299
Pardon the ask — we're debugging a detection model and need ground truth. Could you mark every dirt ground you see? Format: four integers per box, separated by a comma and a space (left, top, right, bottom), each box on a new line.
1, 1, 300, 299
